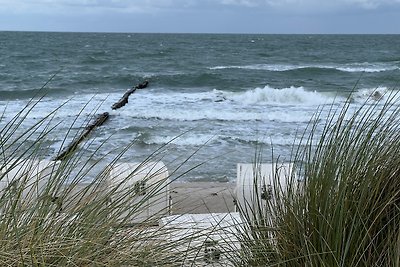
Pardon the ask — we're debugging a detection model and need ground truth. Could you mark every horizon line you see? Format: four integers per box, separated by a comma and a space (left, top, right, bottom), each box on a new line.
1, 29, 398, 35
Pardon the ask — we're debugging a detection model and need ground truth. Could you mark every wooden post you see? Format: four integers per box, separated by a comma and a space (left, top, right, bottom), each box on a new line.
111, 80, 149, 110
54, 112, 109, 161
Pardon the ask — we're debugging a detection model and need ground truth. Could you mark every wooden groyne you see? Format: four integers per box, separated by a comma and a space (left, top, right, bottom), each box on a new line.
111, 80, 149, 110
54, 112, 110, 161
54, 80, 149, 161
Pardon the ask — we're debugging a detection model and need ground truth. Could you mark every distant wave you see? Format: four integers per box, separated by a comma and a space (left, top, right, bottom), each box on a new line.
336, 63, 399, 73
210, 62, 399, 73
210, 64, 297, 72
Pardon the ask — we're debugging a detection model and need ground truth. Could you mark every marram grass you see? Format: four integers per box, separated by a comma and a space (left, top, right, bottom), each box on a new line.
237, 92, 400, 266
2, 88, 400, 266
0, 98, 194, 267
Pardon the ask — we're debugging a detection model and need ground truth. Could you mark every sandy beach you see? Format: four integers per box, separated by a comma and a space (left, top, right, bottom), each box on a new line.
170, 182, 236, 214
63, 181, 236, 216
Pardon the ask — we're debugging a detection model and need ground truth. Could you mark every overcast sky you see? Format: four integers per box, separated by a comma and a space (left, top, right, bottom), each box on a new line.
0, 0, 399, 33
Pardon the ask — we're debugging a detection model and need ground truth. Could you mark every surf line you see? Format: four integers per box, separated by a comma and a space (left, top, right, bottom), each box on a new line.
54, 80, 149, 161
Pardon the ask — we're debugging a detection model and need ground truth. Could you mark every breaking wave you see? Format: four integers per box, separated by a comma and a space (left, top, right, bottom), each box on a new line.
225, 86, 334, 105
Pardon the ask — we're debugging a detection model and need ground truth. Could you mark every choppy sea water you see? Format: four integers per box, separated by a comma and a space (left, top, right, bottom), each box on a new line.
1, 32, 399, 181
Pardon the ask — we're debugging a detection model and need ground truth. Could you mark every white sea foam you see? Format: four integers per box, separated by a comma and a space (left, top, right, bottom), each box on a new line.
226, 134, 315, 147
112, 85, 335, 123
0, 86, 337, 125
210, 64, 299, 71
210, 63, 399, 73
353, 86, 400, 104
137, 85, 335, 107
145, 132, 317, 147
144, 134, 218, 146
127, 107, 322, 123
2, 85, 394, 129
354, 86, 388, 99
0, 94, 113, 129
337, 63, 399, 73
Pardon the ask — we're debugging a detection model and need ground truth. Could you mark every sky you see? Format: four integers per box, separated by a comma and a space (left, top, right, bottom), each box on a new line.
0, 0, 399, 34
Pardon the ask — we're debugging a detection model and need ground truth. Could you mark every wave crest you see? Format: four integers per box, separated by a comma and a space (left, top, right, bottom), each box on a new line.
226, 86, 332, 105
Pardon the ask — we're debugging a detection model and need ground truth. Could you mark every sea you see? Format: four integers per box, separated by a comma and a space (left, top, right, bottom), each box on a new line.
1, 32, 399, 182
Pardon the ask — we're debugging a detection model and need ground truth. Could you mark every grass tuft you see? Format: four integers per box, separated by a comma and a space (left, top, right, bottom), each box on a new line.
237, 90, 400, 266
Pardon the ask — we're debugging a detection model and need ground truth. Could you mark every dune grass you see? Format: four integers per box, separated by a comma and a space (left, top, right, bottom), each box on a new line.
236, 92, 400, 266
0, 97, 200, 266
2, 86, 400, 266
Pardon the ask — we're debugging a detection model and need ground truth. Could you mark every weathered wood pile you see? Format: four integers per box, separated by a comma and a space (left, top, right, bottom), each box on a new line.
54, 80, 149, 161
111, 80, 148, 110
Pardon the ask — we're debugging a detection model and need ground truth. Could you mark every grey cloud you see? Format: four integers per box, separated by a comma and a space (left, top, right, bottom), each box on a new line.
218, 0, 400, 9
343, 0, 400, 9
2, 0, 400, 14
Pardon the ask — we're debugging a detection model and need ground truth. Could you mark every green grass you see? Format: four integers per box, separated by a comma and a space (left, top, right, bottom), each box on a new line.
2, 86, 400, 266
237, 92, 400, 266
0, 97, 194, 266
